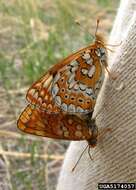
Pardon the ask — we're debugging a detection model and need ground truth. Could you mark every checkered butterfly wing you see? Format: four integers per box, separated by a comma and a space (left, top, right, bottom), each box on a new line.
26, 43, 106, 114
17, 104, 94, 140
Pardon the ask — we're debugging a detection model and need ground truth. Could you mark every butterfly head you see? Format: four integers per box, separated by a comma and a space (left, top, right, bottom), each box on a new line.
95, 34, 105, 46
91, 19, 108, 66
93, 34, 107, 67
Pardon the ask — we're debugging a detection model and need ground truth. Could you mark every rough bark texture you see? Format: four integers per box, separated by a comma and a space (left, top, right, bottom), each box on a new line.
57, 0, 136, 189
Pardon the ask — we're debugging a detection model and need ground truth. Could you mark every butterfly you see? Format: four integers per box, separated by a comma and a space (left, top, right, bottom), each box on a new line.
17, 19, 113, 170
17, 104, 98, 146
25, 31, 110, 114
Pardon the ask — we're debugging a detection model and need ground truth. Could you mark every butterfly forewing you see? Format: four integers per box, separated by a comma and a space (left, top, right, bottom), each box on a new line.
26, 73, 60, 113
17, 104, 93, 140
26, 43, 106, 114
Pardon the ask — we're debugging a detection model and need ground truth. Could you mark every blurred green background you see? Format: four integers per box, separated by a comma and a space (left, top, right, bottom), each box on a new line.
0, 0, 119, 189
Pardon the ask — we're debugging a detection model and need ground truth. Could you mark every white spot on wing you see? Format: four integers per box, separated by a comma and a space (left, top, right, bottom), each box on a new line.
70, 66, 78, 72
62, 126, 67, 131
69, 60, 78, 67
38, 97, 42, 104
88, 65, 95, 78
61, 103, 68, 112
68, 80, 76, 89
52, 84, 59, 97
86, 88, 93, 95
29, 89, 36, 96
55, 96, 61, 106
76, 106, 84, 113
33, 92, 39, 99
79, 83, 87, 91
53, 73, 60, 83
82, 53, 90, 60
76, 125, 82, 130
68, 74, 75, 84
75, 131, 82, 137
74, 84, 79, 90
81, 68, 88, 75
43, 75, 53, 88
86, 57, 93, 65
64, 131, 69, 137
68, 104, 76, 112
95, 49, 101, 57
82, 51, 93, 65
47, 104, 52, 110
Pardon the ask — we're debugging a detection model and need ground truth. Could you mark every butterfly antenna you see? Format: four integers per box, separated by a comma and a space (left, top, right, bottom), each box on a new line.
72, 144, 89, 172
75, 19, 93, 40
75, 19, 86, 33
95, 19, 100, 37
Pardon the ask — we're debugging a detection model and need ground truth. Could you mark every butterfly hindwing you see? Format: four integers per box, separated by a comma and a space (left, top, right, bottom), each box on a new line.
17, 104, 93, 140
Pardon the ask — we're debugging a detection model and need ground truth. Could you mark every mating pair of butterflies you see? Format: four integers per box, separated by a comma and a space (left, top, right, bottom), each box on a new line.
17, 20, 112, 150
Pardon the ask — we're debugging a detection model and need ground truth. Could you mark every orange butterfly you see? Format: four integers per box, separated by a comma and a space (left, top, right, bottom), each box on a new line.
26, 35, 109, 114
18, 104, 97, 146
17, 20, 113, 170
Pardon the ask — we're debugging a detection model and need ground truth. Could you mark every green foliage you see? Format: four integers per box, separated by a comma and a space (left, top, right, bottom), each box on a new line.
97, 0, 112, 7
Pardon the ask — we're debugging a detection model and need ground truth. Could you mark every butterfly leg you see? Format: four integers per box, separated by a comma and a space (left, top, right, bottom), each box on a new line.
105, 66, 118, 80
71, 144, 89, 172
87, 146, 93, 160
105, 41, 122, 47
